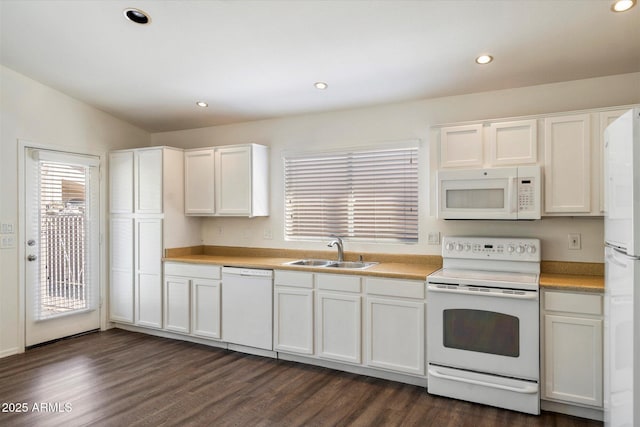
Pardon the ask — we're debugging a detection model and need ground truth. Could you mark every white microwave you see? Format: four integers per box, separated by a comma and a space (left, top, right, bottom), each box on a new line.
437, 166, 541, 220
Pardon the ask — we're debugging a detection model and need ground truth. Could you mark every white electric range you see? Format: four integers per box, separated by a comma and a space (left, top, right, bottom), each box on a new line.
427, 236, 541, 415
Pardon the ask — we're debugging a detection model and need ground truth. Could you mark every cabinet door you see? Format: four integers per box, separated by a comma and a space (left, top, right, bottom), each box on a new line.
135, 218, 163, 328
109, 218, 134, 323
274, 287, 314, 355
489, 119, 537, 166
109, 151, 134, 214
366, 297, 425, 375
317, 292, 361, 364
184, 149, 215, 215
215, 146, 252, 215
544, 314, 603, 407
192, 278, 221, 339
440, 124, 483, 168
164, 276, 190, 334
544, 114, 592, 214
135, 149, 163, 214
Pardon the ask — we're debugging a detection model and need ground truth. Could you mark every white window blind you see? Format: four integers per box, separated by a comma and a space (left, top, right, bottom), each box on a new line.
284, 145, 419, 243
35, 159, 96, 319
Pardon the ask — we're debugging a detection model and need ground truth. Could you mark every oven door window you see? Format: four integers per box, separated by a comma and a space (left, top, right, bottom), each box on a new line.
443, 309, 519, 357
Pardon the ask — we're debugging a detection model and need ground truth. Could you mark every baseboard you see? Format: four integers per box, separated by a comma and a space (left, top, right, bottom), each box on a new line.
278, 352, 428, 387
541, 399, 603, 421
0, 347, 21, 359
112, 323, 228, 350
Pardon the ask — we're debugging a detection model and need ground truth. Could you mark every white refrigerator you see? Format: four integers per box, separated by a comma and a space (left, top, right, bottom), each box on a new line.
604, 107, 640, 427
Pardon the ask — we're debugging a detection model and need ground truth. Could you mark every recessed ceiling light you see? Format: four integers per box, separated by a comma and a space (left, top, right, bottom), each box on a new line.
611, 0, 636, 12
314, 82, 328, 90
196, 101, 208, 108
475, 55, 493, 65
124, 8, 150, 24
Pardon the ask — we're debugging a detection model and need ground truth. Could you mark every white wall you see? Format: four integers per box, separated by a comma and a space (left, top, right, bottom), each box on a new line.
151, 72, 640, 263
0, 66, 150, 357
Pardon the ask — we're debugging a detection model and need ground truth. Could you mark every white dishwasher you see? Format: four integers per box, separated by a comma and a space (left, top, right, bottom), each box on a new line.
221, 267, 273, 350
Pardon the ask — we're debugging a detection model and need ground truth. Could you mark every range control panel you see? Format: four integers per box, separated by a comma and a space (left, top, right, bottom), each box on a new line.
441, 236, 541, 262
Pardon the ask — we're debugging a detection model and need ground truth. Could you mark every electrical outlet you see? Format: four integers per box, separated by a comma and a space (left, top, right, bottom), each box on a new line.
568, 233, 581, 250
428, 231, 441, 245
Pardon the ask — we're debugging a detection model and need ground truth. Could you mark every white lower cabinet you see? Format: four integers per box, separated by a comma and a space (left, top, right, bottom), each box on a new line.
542, 290, 603, 408
316, 274, 362, 364
274, 271, 314, 355
134, 218, 163, 329
192, 278, 221, 339
365, 277, 426, 376
163, 262, 222, 339
164, 276, 190, 333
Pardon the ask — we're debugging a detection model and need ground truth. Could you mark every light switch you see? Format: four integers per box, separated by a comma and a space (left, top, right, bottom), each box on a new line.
428, 232, 441, 245
1, 222, 15, 234
0, 236, 16, 249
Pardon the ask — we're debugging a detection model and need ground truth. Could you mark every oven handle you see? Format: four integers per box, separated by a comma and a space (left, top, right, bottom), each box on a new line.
428, 368, 539, 394
427, 284, 538, 300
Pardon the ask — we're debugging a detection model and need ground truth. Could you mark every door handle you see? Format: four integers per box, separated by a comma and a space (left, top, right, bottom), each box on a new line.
428, 368, 539, 394
27, 254, 37, 262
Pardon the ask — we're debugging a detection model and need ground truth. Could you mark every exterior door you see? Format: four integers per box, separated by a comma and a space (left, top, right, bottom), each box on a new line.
24, 148, 101, 346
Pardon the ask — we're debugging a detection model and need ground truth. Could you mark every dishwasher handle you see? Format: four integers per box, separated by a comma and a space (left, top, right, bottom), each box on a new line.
222, 267, 273, 278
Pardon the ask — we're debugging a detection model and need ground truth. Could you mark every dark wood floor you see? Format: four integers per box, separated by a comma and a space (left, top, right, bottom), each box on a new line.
0, 329, 602, 427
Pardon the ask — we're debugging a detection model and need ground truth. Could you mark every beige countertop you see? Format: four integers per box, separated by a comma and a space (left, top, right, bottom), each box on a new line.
539, 273, 604, 293
163, 254, 442, 280
163, 246, 604, 292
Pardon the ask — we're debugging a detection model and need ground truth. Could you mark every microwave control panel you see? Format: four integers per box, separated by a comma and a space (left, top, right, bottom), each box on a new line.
518, 177, 536, 212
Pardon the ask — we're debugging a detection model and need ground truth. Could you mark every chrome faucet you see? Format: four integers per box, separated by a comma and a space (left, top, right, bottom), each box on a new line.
327, 236, 344, 262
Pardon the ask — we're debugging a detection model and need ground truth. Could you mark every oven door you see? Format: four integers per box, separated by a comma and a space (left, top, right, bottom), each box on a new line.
437, 168, 517, 220
427, 283, 539, 380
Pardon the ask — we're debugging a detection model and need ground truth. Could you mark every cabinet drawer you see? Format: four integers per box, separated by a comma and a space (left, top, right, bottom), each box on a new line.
317, 274, 361, 293
544, 291, 602, 316
274, 270, 314, 288
164, 262, 221, 279
365, 277, 425, 299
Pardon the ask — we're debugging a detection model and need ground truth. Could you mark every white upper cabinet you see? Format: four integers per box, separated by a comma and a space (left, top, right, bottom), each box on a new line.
489, 119, 537, 166
135, 148, 163, 214
184, 149, 216, 215
439, 124, 483, 168
109, 148, 163, 214
184, 143, 269, 217
440, 120, 537, 169
109, 151, 134, 214
216, 145, 253, 216
544, 114, 592, 214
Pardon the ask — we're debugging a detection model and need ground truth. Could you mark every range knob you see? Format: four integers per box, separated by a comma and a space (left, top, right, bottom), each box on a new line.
445, 242, 455, 251
455, 243, 464, 252
516, 245, 525, 254
507, 245, 515, 253
464, 244, 472, 251
527, 245, 537, 254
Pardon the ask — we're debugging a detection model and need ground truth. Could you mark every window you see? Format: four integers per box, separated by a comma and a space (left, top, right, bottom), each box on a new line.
284, 144, 419, 243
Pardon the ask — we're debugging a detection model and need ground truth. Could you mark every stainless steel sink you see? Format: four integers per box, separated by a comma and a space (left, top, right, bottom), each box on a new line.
285, 259, 378, 269
285, 259, 335, 267
325, 261, 378, 269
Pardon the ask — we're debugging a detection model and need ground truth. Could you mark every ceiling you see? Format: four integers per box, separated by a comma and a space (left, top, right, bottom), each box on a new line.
1, 1, 639, 133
